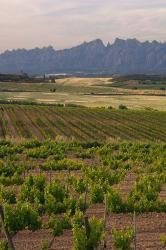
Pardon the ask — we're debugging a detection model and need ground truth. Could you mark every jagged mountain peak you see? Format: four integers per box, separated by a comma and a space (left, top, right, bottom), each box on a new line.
0, 38, 166, 74
113, 38, 140, 47
76, 39, 105, 50
2, 45, 55, 56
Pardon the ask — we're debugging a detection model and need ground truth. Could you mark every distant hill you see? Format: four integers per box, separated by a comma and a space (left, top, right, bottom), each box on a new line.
0, 38, 166, 75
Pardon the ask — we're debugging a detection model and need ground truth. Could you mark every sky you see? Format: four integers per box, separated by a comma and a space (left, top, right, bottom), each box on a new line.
0, 0, 166, 52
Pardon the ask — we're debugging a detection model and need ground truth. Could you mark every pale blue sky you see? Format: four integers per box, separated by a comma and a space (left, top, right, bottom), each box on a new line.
0, 0, 166, 51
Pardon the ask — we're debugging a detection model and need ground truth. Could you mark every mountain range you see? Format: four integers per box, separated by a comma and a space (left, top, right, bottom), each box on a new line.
0, 38, 166, 75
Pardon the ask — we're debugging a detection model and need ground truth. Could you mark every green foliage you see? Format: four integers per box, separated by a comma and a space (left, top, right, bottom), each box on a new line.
44, 180, 67, 214
76, 149, 94, 159
0, 161, 16, 177
0, 144, 23, 158
0, 173, 23, 186
27, 141, 68, 159
107, 189, 125, 213
4, 203, 41, 234
61, 212, 72, 229
108, 106, 113, 109
48, 212, 72, 237
41, 240, 49, 250
0, 139, 165, 248
46, 180, 67, 202
73, 224, 87, 250
160, 235, 166, 246
21, 140, 42, 149
127, 174, 166, 212
0, 187, 16, 204
90, 184, 104, 203
48, 216, 63, 236
84, 165, 123, 187
72, 214, 104, 250
69, 177, 86, 193
112, 228, 134, 250
87, 217, 104, 249
20, 175, 46, 205
0, 240, 9, 250
72, 210, 84, 227
119, 104, 128, 110
0, 161, 25, 186
64, 196, 85, 215
41, 158, 83, 171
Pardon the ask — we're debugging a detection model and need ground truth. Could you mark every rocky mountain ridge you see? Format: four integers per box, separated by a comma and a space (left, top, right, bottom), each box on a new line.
0, 38, 166, 75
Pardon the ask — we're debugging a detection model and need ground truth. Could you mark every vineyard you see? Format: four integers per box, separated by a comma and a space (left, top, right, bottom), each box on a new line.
0, 140, 165, 249
0, 105, 166, 142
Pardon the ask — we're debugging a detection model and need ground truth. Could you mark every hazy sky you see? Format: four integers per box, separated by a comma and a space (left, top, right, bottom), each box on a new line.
0, 0, 166, 52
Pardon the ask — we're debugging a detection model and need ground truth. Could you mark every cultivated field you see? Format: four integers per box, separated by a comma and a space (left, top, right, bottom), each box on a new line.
0, 77, 166, 110
0, 76, 166, 249
1, 92, 166, 111
0, 105, 166, 141
0, 140, 165, 249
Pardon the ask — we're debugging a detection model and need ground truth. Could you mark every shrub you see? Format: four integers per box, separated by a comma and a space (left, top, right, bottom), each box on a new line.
72, 215, 104, 250
61, 212, 72, 229
48, 213, 71, 237
0, 187, 16, 204
4, 203, 41, 234
69, 177, 86, 194
90, 184, 104, 203
46, 180, 67, 202
127, 174, 165, 212
48, 216, 63, 236
72, 210, 84, 228
108, 106, 113, 109
44, 180, 67, 214
0, 174, 23, 186
20, 175, 45, 205
119, 104, 128, 110
64, 195, 85, 215
0, 161, 15, 177
87, 217, 104, 249
73, 224, 87, 250
44, 194, 66, 215
107, 189, 125, 213
112, 228, 134, 250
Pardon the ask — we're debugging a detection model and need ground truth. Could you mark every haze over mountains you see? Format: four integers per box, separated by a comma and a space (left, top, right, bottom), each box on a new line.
0, 38, 166, 75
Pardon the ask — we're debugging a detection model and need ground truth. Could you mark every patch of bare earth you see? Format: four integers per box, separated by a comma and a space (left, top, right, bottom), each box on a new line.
159, 184, 166, 201
113, 172, 136, 200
